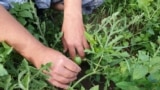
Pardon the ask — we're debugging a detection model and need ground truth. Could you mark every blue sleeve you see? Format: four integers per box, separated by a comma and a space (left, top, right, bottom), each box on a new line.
51, 0, 104, 14
0, 0, 10, 9
82, 0, 104, 14
0, 0, 52, 9
35, 0, 51, 9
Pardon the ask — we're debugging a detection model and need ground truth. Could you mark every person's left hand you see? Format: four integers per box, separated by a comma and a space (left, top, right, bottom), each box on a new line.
62, 16, 89, 59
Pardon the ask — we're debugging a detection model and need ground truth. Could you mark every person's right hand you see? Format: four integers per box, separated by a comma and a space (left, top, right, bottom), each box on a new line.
30, 47, 81, 89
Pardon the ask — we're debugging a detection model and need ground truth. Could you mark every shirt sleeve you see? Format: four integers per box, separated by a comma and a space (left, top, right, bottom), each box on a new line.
35, 0, 51, 9
0, 0, 10, 9
82, 0, 104, 14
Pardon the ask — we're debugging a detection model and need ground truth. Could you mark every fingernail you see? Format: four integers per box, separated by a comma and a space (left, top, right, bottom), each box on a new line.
63, 49, 67, 53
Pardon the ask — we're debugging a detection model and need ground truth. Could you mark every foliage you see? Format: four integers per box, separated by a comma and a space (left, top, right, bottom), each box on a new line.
0, 0, 160, 90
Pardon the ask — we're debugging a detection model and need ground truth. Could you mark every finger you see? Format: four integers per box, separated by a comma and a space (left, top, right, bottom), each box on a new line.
48, 79, 69, 89
68, 45, 76, 59
51, 59, 80, 77
52, 66, 77, 78
64, 58, 81, 73
52, 74, 77, 84
62, 38, 68, 53
59, 68, 77, 78
76, 45, 85, 58
83, 38, 90, 49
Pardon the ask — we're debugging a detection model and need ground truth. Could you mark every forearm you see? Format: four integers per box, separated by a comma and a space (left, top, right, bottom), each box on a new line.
0, 5, 45, 64
64, 0, 82, 19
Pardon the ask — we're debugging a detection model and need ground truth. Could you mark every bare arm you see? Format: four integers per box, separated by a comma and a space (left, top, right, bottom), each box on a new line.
0, 5, 44, 65
62, 0, 89, 59
0, 5, 81, 89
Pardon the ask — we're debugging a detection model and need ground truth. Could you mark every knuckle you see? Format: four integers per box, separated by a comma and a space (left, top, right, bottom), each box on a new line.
76, 43, 81, 47
66, 73, 76, 78
60, 78, 70, 83
53, 69, 59, 74
71, 66, 77, 71
66, 73, 73, 78
52, 81, 67, 89
67, 42, 74, 46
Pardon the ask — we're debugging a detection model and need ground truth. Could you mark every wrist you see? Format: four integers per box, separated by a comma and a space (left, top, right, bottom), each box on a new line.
21, 42, 46, 67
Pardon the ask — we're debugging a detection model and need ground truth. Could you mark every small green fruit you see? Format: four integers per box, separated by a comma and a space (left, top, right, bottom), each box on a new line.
74, 56, 82, 65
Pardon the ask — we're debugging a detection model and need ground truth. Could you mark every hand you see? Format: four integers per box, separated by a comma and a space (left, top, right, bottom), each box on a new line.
31, 47, 81, 89
62, 17, 89, 59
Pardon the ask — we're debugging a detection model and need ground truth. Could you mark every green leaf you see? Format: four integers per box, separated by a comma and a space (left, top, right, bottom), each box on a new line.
4, 75, 12, 90
138, 51, 149, 61
20, 3, 31, 10
119, 52, 130, 57
150, 56, 160, 65
22, 72, 30, 89
18, 71, 30, 90
80, 86, 85, 90
116, 81, 140, 90
147, 72, 160, 83
0, 64, 8, 76
19, 10, 33, 19
85, 31, 97, 45
137, 0, 153, 8
108, 35, 123, 46
89, 85, 99, 90
132, 64, 148, 80
30, 80, 47, 90
2, 42, 11, 49
17, 18, 27, 25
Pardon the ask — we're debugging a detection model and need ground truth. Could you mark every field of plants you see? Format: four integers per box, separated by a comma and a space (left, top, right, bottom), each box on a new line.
1, 0, 160, 90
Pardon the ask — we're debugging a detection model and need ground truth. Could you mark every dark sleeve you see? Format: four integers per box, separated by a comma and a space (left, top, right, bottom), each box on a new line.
0, 0, 10, 9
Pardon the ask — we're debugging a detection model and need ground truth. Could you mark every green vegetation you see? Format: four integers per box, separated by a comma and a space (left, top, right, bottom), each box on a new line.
1, 0, 160, 90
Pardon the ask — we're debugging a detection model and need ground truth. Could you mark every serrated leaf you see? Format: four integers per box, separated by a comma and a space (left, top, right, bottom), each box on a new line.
132, 65, 148, 80
138, 51, 149, 61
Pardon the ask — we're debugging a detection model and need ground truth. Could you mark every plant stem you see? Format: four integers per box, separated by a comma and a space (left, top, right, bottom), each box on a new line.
29, 0, 48, 46
70, 71, 98, 89
153, 46, 160, 57
94, 54, 103, 71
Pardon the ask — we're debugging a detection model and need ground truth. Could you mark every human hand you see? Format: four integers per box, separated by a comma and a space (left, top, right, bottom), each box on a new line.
31, 47, 81, 89
62, 16, 89, 59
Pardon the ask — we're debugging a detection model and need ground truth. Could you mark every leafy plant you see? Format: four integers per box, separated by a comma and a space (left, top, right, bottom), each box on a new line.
1, 0, 160, 90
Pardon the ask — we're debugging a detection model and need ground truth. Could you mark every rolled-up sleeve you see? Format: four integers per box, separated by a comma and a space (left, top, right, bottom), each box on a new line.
0, 0, 10, 9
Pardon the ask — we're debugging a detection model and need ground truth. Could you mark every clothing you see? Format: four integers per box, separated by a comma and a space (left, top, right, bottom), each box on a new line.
0, 0, 104, 14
